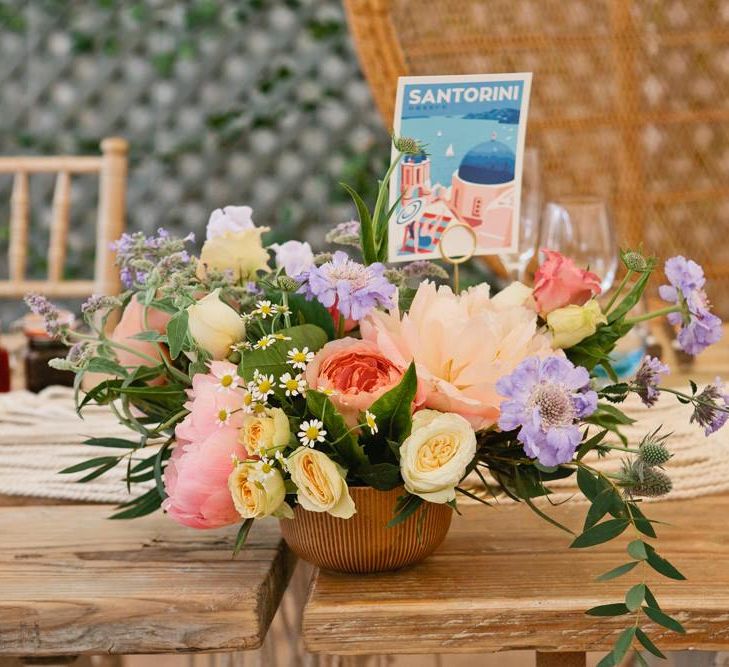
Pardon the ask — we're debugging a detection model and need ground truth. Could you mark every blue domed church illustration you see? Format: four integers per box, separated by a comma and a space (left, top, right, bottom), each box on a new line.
397, 135, 517, 256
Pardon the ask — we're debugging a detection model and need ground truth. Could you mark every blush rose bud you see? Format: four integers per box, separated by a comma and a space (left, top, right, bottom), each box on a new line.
187, 288, 246, 360
533, 249, 602, 316
546, 300, 607, 349
197, 227, 270, 281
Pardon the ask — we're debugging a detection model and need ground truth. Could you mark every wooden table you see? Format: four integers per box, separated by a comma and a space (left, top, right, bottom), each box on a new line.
302, 494, 729, 665
0, 506, 294, 657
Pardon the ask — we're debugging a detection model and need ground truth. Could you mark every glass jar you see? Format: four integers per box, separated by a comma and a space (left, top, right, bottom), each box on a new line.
24, 336, 74, 393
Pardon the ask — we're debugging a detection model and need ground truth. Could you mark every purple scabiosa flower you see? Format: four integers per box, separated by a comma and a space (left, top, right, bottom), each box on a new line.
659, 256, 723, 355
297, 251, 396, 320
633, 355, 669, 407
496, 356, 598, 467
325, 220, 361, 248
690, 378, 729, 436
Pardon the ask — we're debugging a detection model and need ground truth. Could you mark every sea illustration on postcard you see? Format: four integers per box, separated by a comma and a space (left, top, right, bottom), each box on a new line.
388, 73, 532, 263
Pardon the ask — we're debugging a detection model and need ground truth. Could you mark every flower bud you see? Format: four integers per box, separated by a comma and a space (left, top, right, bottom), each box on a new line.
621, 250, 649, 272
639, 440, 672, 467
547, 299, 607, 349
633, 467, 673, 497
187, 288, 246, 360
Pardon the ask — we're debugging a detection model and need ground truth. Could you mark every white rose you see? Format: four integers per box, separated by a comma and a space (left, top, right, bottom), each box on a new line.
547, 299, 607, 349
187, 288, 246, 359
228, 460, 292, 519
286, 447, 355, 519
271, 240, 314, 277
239, 407, 290, 456
400, 411, 477, 503
491, 281, 534, 309
197, 228, 270, 282
206, 205, 255, 240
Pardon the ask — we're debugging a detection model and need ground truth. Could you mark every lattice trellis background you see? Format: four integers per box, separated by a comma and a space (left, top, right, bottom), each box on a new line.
0, 0, 390, 294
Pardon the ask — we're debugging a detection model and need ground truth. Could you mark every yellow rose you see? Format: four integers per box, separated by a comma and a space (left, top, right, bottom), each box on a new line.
286, 447, 355, 519
197, 228, 270, 281
400, 411, 476, 503
187, 288, 245, 360
547, 299, 607, 349
239, 407, 290, 456
228, 460, 292, 519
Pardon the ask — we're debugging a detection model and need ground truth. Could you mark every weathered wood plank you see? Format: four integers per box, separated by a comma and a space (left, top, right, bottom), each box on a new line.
0, 506, 295, 656
303, 494, 729, 655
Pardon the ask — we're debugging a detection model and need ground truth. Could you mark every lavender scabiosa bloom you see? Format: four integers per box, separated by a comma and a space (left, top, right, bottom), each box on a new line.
690, 378, 729, 436
297, 251, 396, 320
325, 220, 361, 248
659, 256, 722, 355
632, 355, 669, 407
496, 356, 598, 467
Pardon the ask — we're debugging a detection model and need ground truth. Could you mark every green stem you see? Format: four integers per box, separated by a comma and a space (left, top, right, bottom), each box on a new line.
624, 304, 681, 326
605, 270, 633, 312
337, 314, 346, 339
281, 292, 291, 329
658, 386, 729, 414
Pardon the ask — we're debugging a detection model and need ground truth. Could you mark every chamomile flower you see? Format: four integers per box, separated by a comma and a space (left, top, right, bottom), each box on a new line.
365, 410, 378, 434
216, 407, 233, 427
231, 340, 252, 352
241, 387, 257, 414
254, 334, 277, 350
252, 371, 275, 401
298, 419, 327, 447
254, 300, 275, 318
287, 346, 314, 370
279, 372, 306, 397
212, 366, 240, 393
274, 449, 288, 471
273, 303, 290, 315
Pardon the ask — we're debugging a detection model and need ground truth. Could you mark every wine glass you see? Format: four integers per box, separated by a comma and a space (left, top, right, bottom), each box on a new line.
499, 147, 541, 282
538, 196, 618, 292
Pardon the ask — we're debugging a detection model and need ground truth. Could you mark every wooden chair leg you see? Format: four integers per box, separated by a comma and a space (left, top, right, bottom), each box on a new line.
536, 652, 587, 667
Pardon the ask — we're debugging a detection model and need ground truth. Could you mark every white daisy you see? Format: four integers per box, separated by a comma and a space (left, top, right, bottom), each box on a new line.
274, 449, 288, 471
365, 410, 378, 434
215, 407, 232, 427
252, 371, 275, 401
279, 372, 307, 397
241, 387, 258, 414
254, 300, 275, 319
287, 346, 315, 370
254, 334, 277, 350
298, 419, 327, 447
273, 303, 290, 315
211, 366, 240, 392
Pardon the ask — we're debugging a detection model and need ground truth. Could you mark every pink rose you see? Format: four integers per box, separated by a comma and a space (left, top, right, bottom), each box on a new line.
175, 361, 247, 443
533, 249, 602, 316
305, 338, 406, 426
109, 295, 171, 368
162, 428, 245, 529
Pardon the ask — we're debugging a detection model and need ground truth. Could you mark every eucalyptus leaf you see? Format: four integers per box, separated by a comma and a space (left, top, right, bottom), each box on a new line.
613, 626, 636, 662
635, 628, 666, 659
626, 583, 646, 612
642, 605, 686, 634
585, 603, 631, 617
570, 518, 629, 548
596, 561, 639, 582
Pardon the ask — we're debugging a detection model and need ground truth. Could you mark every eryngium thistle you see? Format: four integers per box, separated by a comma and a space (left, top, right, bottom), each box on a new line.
277, 276, 301, 292
639, 440, 672, 467
621, 249, 649, 272
392, 136, 427, 155
633, 467, 673, 497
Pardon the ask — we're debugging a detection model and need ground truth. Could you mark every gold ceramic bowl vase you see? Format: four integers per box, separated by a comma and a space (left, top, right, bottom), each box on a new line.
278, 486, 452, 573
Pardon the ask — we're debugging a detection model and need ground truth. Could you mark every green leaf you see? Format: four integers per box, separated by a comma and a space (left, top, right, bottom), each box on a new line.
642, 605, 686, 634
387, 493, 424, 528
630, 502, 657, 538
645, 547, 686, 580
634, 651, 649, 667
154, 441, 172, 500
627, 539, 648, 560
60, 456, 119, 474
577, 466, 599, 500
86, 357, 128, 377
635, 628, 666, 659
596, 561, 639, 582
130, 330, 168, 343
356, 462, 402, 490
584, 488, 622, 530
571, 518, 629, 548
365, 362, 417, 445
644, 585, 661, 610
239, 324, 327, 380
284, 293, 336, 340
83, 437, 139, 449
586, 603, 631, 617
608, 260, 655, 324
305, 390, 368, 470
595, 652, 616, 667
233, 519, 254, 557
109, 487, 162, 519
626, 583, 646, 611
613, 626, 636, 662
166, 310, 189, 360
340, 181, 376, 264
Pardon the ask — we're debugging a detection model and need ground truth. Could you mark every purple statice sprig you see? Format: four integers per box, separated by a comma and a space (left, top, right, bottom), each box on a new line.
111, 228, 195, 290
496, 356, 598, 467
24, 293, 69, 340
658, 255, 723, 356
632, 355, 670, 407
296, 251, 396, 321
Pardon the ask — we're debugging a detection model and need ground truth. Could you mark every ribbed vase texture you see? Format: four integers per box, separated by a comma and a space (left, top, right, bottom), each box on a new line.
279, 486, 452, 573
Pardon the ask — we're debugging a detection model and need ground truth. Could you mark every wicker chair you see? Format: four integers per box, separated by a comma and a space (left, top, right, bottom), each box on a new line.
344, 0, 729, 317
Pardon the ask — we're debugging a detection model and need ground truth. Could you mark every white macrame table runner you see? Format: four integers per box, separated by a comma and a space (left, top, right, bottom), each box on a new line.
0, 385, 726, 504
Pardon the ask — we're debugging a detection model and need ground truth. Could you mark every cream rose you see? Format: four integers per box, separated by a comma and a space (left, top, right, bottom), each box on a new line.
197, 228, 270, 281
400, 410, 477, 503
187, 288, 246, 359
547, 299, 607, 349
239, 407, 290, 456
228, 460, 292, 519
286, 447, 355, 519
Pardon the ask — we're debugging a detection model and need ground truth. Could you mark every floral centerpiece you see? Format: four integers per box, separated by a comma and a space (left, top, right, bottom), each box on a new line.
27, 140, 727, 665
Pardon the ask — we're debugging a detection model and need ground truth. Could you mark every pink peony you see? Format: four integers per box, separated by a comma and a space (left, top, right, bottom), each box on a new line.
175, 361, 247, 443
109, 295, 171, 368
360, 281, 555, 431
533, 249, 602, 316
162, 427, 245, 529
305, 338, 407, 426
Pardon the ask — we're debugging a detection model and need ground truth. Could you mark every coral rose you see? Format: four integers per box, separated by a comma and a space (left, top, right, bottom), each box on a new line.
305, 338, 406, 426
109, 295, 170, 368
533, 249, 602, 316
361, 281, 554, 431
162, 427, 245, 529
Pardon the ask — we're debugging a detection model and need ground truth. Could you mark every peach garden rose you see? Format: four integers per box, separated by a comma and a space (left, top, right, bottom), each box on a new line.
533, 249, 602, 316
